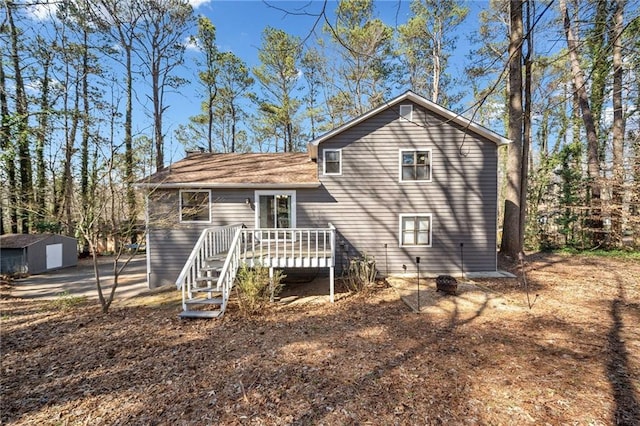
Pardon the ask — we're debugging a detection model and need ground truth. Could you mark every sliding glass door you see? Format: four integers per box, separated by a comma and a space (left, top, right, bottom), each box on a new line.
255, 191, 296, 229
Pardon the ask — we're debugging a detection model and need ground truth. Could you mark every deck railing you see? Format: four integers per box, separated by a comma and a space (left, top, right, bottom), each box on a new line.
240, 225, 335, 268
177, 223, 336, 315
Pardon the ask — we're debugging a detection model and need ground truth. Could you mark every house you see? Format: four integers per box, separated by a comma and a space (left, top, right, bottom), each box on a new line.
137, 91, 510, 318
0, 233, 78, 275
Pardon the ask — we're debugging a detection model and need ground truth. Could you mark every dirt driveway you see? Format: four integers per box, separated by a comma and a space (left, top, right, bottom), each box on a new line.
10, 254, 149, 300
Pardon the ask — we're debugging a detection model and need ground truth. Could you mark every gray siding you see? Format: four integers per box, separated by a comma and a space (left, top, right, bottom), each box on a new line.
306, 101, 498, 274
146, 101, 499, 286
147, 189, 256, 287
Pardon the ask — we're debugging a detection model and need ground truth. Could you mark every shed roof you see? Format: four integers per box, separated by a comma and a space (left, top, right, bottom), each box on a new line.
1, 234, 53, 248
137, 152, 319, 189
307, 90, 511, 159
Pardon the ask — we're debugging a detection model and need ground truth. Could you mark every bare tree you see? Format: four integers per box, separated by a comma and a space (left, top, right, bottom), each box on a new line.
560, 0, 603, 245
500, 0, 524, 258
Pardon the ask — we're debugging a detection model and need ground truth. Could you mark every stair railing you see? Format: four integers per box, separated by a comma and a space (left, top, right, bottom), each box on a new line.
176, 223, 244, 310
216, 226, 245, 314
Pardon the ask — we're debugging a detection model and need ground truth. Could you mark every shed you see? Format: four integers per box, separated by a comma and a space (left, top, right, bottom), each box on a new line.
0, 234, 78, 275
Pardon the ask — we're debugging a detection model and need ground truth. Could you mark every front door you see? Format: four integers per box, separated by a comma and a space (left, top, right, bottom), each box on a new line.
255, 191, 296, 229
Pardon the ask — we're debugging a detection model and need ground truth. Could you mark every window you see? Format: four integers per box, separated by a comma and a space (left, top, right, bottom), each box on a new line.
399, 104, 413, 121
180, 190, 211, 222
400, 149, 431, 182
400, 214, 432, 247
323, 149, 342, 175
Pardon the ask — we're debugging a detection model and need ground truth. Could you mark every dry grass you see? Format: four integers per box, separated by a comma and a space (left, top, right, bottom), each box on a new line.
1, 252, 638, 425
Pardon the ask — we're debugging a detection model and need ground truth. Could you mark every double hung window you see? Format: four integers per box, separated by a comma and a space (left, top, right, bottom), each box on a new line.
323, 149, 342, 175
400, 150, 431, 182
400, 215, 432, 247
180, 190, 211, 222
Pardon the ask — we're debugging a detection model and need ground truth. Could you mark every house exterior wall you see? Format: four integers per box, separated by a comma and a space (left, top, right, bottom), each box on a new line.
147, 189, 256, 287
145, 100, 499, 287
304, 100, 498, 274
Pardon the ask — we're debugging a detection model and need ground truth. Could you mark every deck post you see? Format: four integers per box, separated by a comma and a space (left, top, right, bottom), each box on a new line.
269, 267, 275, 302
329, 266, 335, 303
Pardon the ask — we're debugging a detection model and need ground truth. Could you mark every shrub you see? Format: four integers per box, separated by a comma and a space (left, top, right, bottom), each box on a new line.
234, 264, 285, 316
343, 254, 377, 293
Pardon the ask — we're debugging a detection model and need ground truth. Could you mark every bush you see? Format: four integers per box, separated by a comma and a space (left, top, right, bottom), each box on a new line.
343, 254, 377, 293
234, 264, 285, 316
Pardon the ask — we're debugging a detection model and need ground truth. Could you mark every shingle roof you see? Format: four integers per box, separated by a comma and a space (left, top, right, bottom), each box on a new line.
1, 234, 52, 248
138, 152, 319, 188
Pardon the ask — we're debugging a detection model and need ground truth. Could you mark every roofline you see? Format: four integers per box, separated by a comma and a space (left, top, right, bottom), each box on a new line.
308, 91, 511, 159
135, 182, 321, 189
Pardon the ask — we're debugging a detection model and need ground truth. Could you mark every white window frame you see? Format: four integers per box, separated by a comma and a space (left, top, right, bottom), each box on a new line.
399, 104, 413, 121
179, 189, 211, 223
399, 214, 433, 248
254, 190, 297, 229
323, 148, 342, 176
399, 149, 432, 183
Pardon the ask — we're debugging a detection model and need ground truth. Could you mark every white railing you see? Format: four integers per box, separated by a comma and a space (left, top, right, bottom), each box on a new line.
216, 227, 245, 314
177, 223, 336, 316
240, 224, 335, 268
176, 223, 244, 302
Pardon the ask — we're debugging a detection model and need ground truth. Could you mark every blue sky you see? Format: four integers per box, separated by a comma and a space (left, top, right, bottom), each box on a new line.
162, 0, 492, 161
23, 0, 500, 163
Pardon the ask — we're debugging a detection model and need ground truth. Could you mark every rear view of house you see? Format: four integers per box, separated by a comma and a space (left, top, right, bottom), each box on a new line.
138, 91, 509, 317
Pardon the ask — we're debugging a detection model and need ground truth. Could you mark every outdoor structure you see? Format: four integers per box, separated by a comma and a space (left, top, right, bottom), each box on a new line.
0, 233, 78, 275
137, 91, 510, 318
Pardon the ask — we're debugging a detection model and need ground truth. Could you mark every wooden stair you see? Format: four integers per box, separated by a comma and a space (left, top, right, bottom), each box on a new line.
179, 254, 227, 319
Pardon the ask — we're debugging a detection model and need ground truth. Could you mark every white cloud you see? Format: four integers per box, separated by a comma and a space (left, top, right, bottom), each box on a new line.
25, 1, 58, 21
189, 0, 212, 9
184, 36, 201, 52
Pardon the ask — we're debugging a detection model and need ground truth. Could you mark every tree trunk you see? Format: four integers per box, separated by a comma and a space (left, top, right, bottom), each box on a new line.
7, 1, 33, 234
611, 0, 625, 246
500, 0, 524, 258
0, 52, 18, 234
560, 0, 603, 245
124, 46, 136, 243
35, 43, 52, 226
520, 0, 532, 250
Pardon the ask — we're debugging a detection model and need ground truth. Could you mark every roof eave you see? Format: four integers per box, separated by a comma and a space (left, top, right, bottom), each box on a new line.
135, 182, 321, 190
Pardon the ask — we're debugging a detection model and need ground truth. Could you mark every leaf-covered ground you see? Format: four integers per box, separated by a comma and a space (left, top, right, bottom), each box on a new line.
1, 252, 639, 425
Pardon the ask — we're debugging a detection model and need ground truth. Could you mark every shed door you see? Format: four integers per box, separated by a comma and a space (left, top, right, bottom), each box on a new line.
46, 244, 63, 269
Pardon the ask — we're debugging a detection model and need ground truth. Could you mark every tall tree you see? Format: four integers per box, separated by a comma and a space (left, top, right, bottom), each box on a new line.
253, 26, 302, 152
397, 0, 468, 106
91, 0, 145, 242
32, 35, 53, 229
0, 38, 18, 234
215, 52, 253, 153
5, 1, 33, 234
300, 47, 327, 139
135, 0, 193, 170
193, 15, 218, 153
500, 0, 524, 258
324, 0, 393, 121
610, 0, 626, 245
560, 0, 603, 245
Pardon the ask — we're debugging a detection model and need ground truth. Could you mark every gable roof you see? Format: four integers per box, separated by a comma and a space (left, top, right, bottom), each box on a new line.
308, 90, 510, 159
137, 152, 319, 189
1, 233, 53, 248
